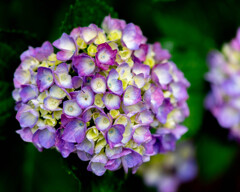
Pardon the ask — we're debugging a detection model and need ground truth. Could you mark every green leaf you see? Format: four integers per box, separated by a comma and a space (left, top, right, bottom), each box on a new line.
196, 135, 237, 181
60, 0, 118, 34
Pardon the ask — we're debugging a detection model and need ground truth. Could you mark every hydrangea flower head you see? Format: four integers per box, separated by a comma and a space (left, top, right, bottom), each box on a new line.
205, 28, 240, 140
13, 15, 190, 176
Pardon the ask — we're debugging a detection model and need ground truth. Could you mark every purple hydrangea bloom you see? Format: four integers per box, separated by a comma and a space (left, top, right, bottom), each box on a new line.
13, 15, 190, 176
205, 28, 240, 141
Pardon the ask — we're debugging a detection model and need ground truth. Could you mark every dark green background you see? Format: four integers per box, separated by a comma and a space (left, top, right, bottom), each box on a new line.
1, 0, 240, 191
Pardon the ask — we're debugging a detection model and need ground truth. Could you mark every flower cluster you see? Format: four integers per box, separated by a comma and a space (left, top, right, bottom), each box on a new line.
138, 141, 197, 192
205, 28, 240, 140
13, 15, 190, 176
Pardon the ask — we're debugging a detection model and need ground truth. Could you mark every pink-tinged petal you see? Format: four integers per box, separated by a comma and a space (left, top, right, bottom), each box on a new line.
72, 76, 83, 89
62, 119, 86, 143
170, 82, 188, 102
105, 159, 121, 171
14, 68, 31, 88
133, 126, 152, 144
102, 92, 121, 110
43, 97, 62, 111
53, 33, 76, 61
76, 138, 94, 155
106, 124, 125, 149
37, 127, 56, 149
96, 43, 117, 69
20, 85, 38, 103
122, 101, 147, 117
16, 127, 33, 142
123, 85, 141, 106
152, 63, 172, 86
230, 27, 240, 51
72, 54, 96, 76
91, 74, 106, 94
133, 44, 149, 61
36, 67, 54, 92
132, 62, 150, 78
122, 23, 146, 50
81, 24, 98, 43
49, 85, 67, 99
76, 86, 94, 109
133, 73, 145, 88
16, 105, 39, 128
95, 114, 112, 132
102, 15, 126, 33
143, 85, 164, 112
81, 107, 93, 122
135, 110, 154, 125
56, 63, 70, 73
63, 100, 82, 118
107, 69, 123, 95
155, 99, 173, 124
153, 42, 171, 62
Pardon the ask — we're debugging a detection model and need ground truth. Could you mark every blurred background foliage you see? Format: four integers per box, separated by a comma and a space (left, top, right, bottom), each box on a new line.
0, 0, 240, 191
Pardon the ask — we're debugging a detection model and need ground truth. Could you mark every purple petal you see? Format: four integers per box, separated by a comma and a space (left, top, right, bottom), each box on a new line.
63, 100, 82, 117
72, 54, 96, 76
81, 24, 98, 43
16, 105, 39, 128
122, 23, 146, 50
107, 124, 125, 148
155, 99, 173, 124
133, 126, 152, 144
72, 76, 83, 89
102, 92, 121, 110
95, 114, 112, 132
20, 85, 38, 103
107, 69, 123, 95
121, 150, 142, 173
37, 127, 56, 149
105, 159, 121, 171
96, 43, 117, 70
152, 63, 172, 86
123, 85, 141, 106
14, 68, 31, 88
76, 86, 94, 109
62, 119, 86, 143
143, 84, 164, 112
16, 127, 33, 142
153, 42, 171, 62
132, 62, 150, 78
217, 106, 240, 128
122, 101, 147, 117
133, 44, 149, 61
91, 74, 107, 94
53, 33, 76, 61
170, 82, 188, 102
36, 67, 54, 92
76, 138, 94, 155
77, 151, 92, 161
102, 15, 126, 33
135, 110, 154, 125
105, 146, 123, 159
